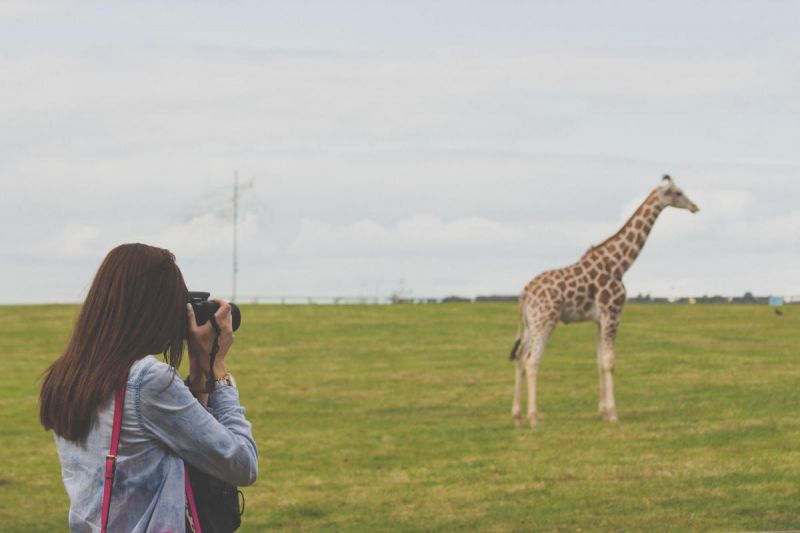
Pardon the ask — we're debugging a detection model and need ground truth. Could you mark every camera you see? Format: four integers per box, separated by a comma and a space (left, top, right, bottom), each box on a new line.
188, 291, 242, 332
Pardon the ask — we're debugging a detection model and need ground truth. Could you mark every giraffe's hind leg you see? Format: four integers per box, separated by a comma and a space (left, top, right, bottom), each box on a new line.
524, 320, 556, 428
511, 354, 525, 427
511, 303, 530, 428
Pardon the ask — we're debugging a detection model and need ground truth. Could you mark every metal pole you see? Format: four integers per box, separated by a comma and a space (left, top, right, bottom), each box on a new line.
233, 171, 238, 302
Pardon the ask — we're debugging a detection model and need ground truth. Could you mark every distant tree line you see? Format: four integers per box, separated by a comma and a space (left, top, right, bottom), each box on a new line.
627, 292, 786, 305
393, 292, 796, 305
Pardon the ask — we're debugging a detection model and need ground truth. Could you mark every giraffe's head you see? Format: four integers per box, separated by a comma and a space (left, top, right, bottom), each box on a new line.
657, 175, 699, 213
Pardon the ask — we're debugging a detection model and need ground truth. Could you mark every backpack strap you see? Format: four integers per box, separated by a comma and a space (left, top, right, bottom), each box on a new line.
101, 374, 128, 533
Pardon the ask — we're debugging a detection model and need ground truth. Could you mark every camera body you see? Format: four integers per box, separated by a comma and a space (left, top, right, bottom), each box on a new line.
188, 291, 241, 332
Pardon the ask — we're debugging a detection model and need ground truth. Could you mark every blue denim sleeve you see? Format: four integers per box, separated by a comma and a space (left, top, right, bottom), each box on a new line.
136, 360, 258, 486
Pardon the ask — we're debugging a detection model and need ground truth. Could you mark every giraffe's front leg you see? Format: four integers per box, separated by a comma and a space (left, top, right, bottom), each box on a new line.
598, 319, 619, 422
599, 344, 618, 422
596, 332, 607, 416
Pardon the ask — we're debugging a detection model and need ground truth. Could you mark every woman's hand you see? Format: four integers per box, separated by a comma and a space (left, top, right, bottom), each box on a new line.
186, 299, 234, 386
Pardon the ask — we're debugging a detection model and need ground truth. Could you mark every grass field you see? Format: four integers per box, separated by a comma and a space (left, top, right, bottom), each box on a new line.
1, 303, 798, 532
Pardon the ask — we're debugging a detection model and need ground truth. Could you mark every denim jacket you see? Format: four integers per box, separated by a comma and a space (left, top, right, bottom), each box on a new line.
55, 355, 258, 532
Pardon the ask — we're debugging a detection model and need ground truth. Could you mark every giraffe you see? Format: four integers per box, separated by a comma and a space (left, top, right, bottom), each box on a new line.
510, 175, 699, 428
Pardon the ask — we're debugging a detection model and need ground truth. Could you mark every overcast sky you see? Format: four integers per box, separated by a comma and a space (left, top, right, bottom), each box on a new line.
2, 1, 799, 304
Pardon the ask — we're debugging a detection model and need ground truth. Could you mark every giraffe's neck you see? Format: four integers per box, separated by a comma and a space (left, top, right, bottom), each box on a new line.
587, 190, 664, 278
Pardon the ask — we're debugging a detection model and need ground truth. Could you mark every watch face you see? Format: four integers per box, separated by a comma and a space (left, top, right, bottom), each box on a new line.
217, 373, 236, 388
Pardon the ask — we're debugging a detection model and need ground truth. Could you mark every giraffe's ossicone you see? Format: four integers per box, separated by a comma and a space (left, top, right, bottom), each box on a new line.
510, 175, 699, 428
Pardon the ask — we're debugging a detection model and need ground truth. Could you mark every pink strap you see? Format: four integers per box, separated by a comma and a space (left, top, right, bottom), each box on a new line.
100, 372, 203, 533
101, 374, 128, 533
185, 465, 203, 533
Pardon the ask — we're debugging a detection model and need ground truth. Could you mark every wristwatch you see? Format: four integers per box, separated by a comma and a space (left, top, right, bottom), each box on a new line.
215, 373, 237, 389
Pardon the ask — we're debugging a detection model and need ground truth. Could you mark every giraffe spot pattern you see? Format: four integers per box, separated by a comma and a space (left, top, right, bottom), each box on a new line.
587, 284, 597, 300
599, 289, 611, 304
518, 188, 662, 331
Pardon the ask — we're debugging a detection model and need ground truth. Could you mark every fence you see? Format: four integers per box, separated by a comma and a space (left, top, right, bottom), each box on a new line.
236, 295, 394, 305
232, 295, 800, 305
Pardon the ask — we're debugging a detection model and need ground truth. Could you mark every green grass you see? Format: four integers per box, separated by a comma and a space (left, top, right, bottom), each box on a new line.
1, 303, 799, 532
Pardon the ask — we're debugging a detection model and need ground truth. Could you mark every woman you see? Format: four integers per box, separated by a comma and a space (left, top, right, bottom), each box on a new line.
39, 243, 258, 532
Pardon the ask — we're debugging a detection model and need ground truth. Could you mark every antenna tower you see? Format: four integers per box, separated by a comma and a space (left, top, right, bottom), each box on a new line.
233, 171, 239, 302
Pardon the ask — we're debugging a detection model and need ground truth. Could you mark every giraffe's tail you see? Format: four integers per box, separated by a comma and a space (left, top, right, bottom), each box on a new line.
509, 337, 522, 361
509, 303, 524, 361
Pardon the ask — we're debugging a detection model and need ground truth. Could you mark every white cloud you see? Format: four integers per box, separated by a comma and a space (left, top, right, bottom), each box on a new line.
2, 16, 799, 302
288, 215, 525, 256
133, 211, 268, 259
693, 188, 751, 217
285, 214, 625, 260
33, 224, 103, 260
2, 48, 798, 165
0, 0, 98, 20
723, 210, 800, 245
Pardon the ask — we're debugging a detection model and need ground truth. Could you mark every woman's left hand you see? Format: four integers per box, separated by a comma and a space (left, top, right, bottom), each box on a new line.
186, 299, 234, 384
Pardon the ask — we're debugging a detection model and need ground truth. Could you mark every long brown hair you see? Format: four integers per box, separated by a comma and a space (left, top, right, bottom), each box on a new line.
40, 243, 189, 441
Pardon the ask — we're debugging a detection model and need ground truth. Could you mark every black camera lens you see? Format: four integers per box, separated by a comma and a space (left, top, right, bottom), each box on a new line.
188, 291, 241, 331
